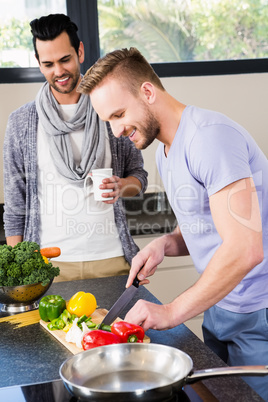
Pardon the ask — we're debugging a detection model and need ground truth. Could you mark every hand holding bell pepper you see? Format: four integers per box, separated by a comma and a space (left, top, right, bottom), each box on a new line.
39, 295, 66, 322
82, 330, 122, 350
111, 321, 145, 343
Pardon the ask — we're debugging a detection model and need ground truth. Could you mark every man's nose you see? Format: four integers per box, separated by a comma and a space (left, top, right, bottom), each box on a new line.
54, 63, 66, 77
110, 122, 125, 138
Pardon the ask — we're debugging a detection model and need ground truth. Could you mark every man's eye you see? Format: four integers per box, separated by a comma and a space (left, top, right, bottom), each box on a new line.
115, 112, 124, 118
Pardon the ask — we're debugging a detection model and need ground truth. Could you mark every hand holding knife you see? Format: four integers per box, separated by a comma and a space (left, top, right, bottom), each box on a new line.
98, 272, 141, 328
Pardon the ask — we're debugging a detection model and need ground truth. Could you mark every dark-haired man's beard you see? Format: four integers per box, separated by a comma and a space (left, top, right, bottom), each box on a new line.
50, 69, 81, 94
138, 108, 160, 150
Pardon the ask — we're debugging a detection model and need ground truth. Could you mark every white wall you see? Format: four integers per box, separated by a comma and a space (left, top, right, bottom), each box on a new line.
0, 72, 268, 202
142, 73, 268, 193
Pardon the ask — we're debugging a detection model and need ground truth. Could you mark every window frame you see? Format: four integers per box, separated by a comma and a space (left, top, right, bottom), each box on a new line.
0, 0, 267, 84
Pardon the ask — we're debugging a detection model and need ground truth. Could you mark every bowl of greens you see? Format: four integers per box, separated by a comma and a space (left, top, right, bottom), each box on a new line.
0, 241, 60, 312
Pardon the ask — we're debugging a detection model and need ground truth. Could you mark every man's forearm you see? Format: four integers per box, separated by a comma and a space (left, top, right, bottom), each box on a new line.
119, 176, 142, 197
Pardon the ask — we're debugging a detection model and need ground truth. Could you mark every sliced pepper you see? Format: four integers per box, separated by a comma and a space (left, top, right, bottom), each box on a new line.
39, 295, 66, 322
98, 323, 112, 332
85, 320, 97, 329
61, 309, 72, 325
82, 330, 122, 350
47, 317, 65, 331
111, 321, 145, 343
63, 323, 73, 333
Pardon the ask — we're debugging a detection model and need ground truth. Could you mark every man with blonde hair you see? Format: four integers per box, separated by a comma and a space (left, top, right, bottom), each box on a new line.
78, 47, 268, 400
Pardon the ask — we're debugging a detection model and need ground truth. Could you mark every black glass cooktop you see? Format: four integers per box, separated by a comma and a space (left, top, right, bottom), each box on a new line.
0, 380, 203, 402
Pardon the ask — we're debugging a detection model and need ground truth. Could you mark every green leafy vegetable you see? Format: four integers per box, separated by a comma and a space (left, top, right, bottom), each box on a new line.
0, 242, 60, 286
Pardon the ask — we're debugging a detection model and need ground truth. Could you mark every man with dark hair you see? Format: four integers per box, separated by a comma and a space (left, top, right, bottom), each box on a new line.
78, 47, 268, 400
31, 14, 81, 61
3, 18, 148, 281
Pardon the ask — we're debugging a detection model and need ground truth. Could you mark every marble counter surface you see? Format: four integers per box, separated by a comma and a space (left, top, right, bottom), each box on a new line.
0, 275, 264, 401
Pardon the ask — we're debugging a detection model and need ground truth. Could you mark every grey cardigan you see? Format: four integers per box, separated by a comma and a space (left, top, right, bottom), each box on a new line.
3, 101, 148, 265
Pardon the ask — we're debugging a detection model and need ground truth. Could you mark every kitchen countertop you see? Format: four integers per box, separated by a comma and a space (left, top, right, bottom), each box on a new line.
0, 275, 264, 401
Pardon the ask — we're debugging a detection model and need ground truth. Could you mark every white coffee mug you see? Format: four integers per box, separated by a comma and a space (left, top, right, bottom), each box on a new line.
84, 168, 113, 201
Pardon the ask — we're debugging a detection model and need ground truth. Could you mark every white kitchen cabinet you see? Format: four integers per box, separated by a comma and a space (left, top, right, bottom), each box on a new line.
134, 234, 204, 340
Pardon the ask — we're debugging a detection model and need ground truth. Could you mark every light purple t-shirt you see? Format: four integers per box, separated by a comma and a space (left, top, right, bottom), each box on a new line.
156, 105, 268, 313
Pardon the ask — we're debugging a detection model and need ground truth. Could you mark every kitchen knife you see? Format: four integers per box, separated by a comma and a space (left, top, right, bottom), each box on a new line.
99, 274, 140, 327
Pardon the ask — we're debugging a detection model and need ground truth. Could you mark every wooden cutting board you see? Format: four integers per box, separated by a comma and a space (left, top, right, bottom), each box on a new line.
40, 308, 150, 354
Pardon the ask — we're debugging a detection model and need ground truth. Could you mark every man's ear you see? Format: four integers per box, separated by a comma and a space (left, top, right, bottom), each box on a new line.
140, 82, 156, 105
78, 41, 85, 64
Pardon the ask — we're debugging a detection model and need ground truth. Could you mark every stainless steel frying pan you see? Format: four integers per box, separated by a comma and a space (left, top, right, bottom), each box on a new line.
59, 343, 268, 401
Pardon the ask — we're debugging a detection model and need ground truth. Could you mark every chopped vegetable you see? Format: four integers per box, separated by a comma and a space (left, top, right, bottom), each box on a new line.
98, 324, 112, 332
60, 309, 72, 325
44, 306, 97, 332
65, 318, 90, 348
40, 247, 61, 258
82, 330, 122, 350
111, 321, 145, 343
39, 295, 66, 322
47, 317, 65, 331
67, 291, 97, 317
85, 316, 97, 329
63, 323, 73, 333
0, 242, 60, 286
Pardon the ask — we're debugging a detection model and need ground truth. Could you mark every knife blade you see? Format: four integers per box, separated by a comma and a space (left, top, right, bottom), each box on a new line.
99, 274, 140, 327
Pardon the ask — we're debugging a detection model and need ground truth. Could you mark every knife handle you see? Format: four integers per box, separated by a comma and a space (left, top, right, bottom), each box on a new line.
133, 265, 144, 288
133, 275, 140, 288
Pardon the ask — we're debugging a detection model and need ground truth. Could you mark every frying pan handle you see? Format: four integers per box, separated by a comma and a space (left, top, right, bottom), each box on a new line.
187, 365, 268, 384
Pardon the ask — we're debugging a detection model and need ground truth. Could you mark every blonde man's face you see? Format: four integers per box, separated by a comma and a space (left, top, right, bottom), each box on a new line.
90, 77, 160, 150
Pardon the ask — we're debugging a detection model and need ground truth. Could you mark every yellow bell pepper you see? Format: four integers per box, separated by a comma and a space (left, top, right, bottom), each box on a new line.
67, 291, 97, 317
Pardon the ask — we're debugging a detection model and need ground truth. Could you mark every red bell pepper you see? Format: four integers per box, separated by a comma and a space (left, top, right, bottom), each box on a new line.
82, 330, 122, 350
111, 321, 145, 343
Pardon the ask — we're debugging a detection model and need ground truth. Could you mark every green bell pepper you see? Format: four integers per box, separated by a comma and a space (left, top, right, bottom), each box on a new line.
39, 295, 66, 322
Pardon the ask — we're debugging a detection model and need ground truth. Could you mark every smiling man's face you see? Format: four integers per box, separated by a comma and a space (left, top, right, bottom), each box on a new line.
36, 31, 84, 102
90, 77, 160, 150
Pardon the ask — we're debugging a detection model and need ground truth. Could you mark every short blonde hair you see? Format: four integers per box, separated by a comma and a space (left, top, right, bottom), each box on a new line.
78, 47, 165, 96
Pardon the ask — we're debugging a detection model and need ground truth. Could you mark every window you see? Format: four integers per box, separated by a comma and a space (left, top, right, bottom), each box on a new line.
0, 0, 267, 83
98, 0, 268, 63
0, 0, 66, 68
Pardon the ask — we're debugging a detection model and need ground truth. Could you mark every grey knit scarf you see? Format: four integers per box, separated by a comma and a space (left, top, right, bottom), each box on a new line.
36, 81, 106, 186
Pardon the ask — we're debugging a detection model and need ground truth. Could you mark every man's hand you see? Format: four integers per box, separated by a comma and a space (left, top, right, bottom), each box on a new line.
126, 229, 188, 288
100, 175, 122, 203
100, 175, 141, 204
126, 237, 167, 288
125, 300, 174, 332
